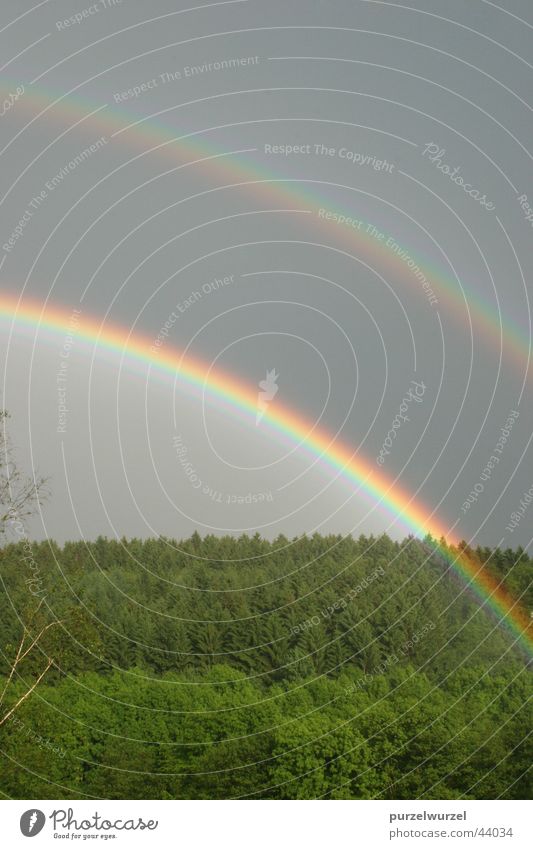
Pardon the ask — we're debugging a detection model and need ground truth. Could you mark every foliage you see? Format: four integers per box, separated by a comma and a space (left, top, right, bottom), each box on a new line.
0, 533, 531, 799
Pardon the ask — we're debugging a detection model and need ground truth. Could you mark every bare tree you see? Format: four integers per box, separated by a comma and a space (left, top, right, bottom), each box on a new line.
0, 408, 57, 726
0, 599, 63, 727
0, 409, 47, 530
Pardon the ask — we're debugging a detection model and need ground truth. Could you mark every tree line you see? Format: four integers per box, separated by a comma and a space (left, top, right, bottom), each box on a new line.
0, 532, 531, 799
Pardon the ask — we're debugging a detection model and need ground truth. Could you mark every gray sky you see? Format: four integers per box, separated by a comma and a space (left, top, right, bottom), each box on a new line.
1, 0, 532, 549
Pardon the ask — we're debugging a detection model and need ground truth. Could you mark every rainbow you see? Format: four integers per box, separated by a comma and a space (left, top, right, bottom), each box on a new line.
1, 79, 532, 381
1, 294, 531, 658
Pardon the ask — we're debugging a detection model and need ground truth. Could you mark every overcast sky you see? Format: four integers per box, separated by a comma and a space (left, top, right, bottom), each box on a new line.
1, 0, 532, 550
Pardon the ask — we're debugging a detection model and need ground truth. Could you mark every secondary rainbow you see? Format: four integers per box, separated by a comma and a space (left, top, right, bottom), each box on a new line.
1, 79, 532, 380
1, 294, 531, 658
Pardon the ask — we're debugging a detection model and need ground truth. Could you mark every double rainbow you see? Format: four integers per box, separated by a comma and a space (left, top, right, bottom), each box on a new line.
1, 70, 531, 656
1, 79, 531, 379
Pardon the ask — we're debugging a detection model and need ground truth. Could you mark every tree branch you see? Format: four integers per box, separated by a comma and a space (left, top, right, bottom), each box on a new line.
0, 658, 53, 727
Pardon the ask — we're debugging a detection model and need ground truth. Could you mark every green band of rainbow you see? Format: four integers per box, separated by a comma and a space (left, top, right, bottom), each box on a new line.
2, 80, 532, 379
1, 294, 531, 658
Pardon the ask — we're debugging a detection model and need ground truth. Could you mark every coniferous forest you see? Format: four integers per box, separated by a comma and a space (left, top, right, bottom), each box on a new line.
0, 533, 531, 799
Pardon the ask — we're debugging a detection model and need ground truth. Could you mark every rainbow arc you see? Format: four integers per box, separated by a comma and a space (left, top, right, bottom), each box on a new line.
1, 294, 531, 657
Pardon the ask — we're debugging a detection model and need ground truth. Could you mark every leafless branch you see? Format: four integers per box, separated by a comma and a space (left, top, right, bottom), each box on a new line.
0, 658, 54, 727
0, 612, 64, 726
0, 409, 55, 725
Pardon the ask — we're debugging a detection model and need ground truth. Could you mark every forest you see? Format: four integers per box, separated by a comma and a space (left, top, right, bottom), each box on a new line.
0, 532, 531, 799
